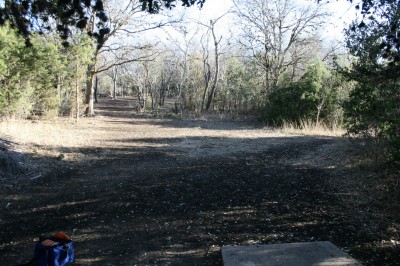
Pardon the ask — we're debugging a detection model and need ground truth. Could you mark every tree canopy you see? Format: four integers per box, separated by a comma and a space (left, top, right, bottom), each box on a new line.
0, 0, 205, 46
352, 0, 400, 64
343, 0, 400, 161
1, 0, 398, 52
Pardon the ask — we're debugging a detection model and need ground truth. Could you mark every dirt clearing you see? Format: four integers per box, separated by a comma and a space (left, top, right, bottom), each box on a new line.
0, 98, 399, 265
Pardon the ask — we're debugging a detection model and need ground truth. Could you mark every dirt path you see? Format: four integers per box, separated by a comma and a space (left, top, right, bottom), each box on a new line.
0, 98, 398, 265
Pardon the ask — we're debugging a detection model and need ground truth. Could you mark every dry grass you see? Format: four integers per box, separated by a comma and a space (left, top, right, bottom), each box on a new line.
0, 115, 346, 164
277, 120, 345, 137
1, 119, 94, 159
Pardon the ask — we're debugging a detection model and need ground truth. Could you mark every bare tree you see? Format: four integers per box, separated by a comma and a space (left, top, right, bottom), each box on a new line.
200, 32, 211, 112
232, 0, 329, 93
205, 18, 223, 111
195, 12, 229, 112
84, 0, 181, 115
163, 27, 198, 115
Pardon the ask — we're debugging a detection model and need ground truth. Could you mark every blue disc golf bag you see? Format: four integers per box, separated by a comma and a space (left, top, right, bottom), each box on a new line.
34, 236, 74, 266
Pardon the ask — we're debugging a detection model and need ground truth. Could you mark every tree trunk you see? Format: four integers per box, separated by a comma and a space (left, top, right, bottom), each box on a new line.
85, 64, 96, 116
112, 66, 118, 99
316, 98, 325, 125
151, 90, 155, 109
316, 106, 321, 125
113, 78, 117, 99
205, 20, 221, 111
57, 75, 62, 104
94, 75, 98, 104
76, 65, 80, 121
201, 61, 211, 112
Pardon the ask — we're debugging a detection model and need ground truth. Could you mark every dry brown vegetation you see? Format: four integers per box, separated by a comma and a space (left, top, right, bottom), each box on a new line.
0, 98, 399, 265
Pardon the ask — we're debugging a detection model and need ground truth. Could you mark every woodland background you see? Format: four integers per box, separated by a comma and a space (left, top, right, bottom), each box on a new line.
0, 0, 399, 197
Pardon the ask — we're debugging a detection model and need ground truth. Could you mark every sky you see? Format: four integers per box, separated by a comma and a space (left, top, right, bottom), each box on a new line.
321, 0, 361, 40
0, 0, 360, 42
181, 0, 360, 41
0, 0, 361, 52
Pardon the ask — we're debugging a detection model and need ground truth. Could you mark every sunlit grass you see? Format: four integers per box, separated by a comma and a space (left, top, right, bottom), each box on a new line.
277, 120, 345, 137
0, 115, 345, 164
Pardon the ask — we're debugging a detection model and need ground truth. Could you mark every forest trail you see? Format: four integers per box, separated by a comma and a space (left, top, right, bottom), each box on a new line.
0, 98, 397, 265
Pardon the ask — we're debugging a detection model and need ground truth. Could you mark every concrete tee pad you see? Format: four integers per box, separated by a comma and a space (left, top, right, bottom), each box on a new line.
221, 241, 363, 266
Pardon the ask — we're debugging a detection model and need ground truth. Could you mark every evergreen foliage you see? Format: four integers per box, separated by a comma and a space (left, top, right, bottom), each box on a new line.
343, 0, 400, 161
0, 24, 31, 117
0, 24, 94, 119
265, 61, 347, 128
141, 0, 205, 13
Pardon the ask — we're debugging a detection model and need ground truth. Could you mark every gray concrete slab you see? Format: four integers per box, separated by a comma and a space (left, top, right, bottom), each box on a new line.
222, 241, 363, 266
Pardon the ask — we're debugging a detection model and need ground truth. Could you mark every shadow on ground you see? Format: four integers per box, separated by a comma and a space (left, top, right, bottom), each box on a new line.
1, 98, 398, 265
0, 137, 360, 265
